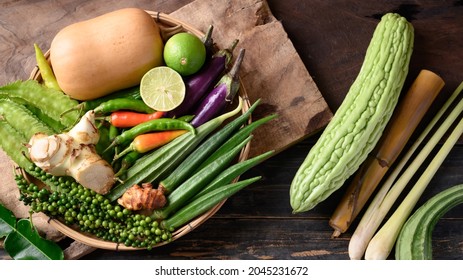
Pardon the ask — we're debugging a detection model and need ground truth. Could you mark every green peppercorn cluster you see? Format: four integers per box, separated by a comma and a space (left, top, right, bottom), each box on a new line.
16, 165, 172, 249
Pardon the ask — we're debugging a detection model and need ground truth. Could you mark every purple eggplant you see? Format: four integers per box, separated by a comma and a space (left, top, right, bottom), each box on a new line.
202, 25, 215, 60
190, 48, 246, 127
166, 39, 239, 118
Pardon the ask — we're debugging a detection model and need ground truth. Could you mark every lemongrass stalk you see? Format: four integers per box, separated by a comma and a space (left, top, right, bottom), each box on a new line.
364, 98, 463, 260
348, 81, 463, 260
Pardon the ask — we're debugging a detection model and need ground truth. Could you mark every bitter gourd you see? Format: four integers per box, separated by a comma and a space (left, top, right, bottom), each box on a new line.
290, 13, 414, 213
395, 184, 463, 260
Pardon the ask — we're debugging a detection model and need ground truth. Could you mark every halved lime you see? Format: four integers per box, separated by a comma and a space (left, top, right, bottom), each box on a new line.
140, 66, 186, 112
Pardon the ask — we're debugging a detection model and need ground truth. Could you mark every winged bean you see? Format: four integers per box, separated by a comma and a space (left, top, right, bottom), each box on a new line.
0, 99, 54, 138
0, 80, 79, 128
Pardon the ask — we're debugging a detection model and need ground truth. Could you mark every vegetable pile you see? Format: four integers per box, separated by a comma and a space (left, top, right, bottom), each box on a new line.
0, 8, 276, 252
289, 12, 462, 260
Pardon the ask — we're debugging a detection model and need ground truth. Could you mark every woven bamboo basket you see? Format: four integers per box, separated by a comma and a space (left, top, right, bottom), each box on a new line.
25, 11, 251, 251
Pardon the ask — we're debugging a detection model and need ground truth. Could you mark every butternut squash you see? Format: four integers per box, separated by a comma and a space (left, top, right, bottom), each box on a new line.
50, 8, 164, 101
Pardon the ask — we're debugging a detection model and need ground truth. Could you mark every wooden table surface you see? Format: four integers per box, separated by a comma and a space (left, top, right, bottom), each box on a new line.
1, 0, 462, 260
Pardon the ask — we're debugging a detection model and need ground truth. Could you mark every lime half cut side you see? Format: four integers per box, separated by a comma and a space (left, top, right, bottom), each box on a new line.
140, 66, 186, 112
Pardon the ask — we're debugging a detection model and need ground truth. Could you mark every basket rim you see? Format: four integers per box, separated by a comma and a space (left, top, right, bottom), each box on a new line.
25, 10, 252, 251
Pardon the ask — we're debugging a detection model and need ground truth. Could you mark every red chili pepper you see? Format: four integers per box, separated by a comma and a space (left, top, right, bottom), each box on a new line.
109, 111, 165, 128
114, 130, 188, 161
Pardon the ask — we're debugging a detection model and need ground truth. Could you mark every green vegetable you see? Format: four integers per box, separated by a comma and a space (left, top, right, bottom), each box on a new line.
0, 99, 54, 138
106, 97, 244, 202
24, 103, 65, 133
152, 136, 252, 220
196, 113, 277, 171
93, 98, 155, 115
95, 122, 115, 163
0, 203, 16, 237
364, 97, 463, 260
0, 80, 80, 128
60, 86, 141, 117
34, 43, 62, 91
290, 13, 414, 213
159, 98, 262, 194
107, 118, 196, 151
161, 176, 261, 231
348, 81, 463, 260
16, 171, 172, 249
1, 204, 64, 260
114, 150, 141, 178
395, 184, 463, 260
0, 120, 33, 170
193, 150, 274, 200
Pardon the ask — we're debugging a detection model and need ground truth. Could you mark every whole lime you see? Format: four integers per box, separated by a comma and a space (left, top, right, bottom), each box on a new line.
163, 32, 206, 76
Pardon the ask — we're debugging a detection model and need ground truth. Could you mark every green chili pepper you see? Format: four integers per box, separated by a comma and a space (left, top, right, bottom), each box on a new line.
106, 97, 244, 202
34, 43, 62, 91
93, 98, 155, 115
60, 86, 141, 117
94, 122, 114, 163
105, 118, 196, 153
108, 124, 119, 141
176, 115, 195, 122
0, 99, 54, 138
114, 150, 141, 178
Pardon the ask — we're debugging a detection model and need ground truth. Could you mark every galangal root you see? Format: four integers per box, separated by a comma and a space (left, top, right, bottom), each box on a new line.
117, 183, 167, 211
27, 111, 116, 194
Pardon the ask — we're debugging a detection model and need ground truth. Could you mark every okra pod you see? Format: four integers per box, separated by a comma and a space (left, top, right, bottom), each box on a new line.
105, 97, 244, 202
159, 98, 262, 193
193, 150, 274, 200
161, 176, 261, 231
196, 113, 278, 171
152, 136, 252, 220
